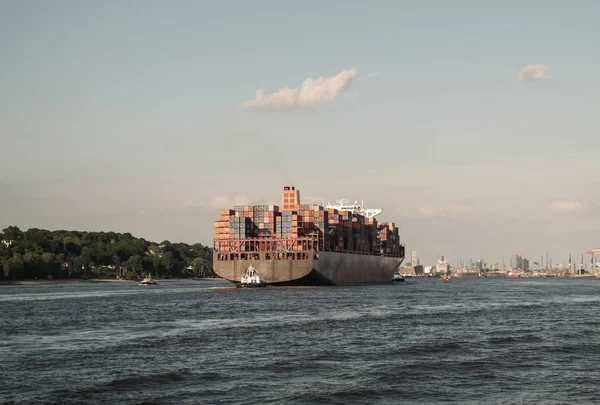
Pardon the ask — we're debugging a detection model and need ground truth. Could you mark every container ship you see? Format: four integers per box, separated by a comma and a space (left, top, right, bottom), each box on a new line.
213, 186, 405, 286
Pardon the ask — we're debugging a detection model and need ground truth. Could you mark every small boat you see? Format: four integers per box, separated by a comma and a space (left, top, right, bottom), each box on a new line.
441, 273, 451, 280
238, 265, 266, 288
391, 270, 405, 283
139, 274, 158, 285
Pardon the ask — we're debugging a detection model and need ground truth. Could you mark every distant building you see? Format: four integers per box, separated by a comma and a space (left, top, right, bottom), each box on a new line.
411, 251, 420, 267
400, 266, 416, 276
510, 254, 529, 271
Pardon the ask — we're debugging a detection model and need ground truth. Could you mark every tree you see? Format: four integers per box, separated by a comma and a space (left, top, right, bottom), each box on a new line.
191, 257, 207, 277
0, 227, 211, 281
63, 236, 81, 256
0, 243, 9, 260
3, 262, 10, 280
9, 253, 24, 280
122, 255, 143, 278
23, 250, 40, 279
2, 226, 23, 243
74, 247, 94, 277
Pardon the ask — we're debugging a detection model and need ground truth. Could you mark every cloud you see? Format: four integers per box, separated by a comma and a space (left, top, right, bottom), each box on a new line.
210, 195, 252, 209
418, 205, 445, 218
367, 72, 379, 78
243, 68, 358, 111
549, 199, 585, 213
417, 204, 473, 218
518, 64, 548, 81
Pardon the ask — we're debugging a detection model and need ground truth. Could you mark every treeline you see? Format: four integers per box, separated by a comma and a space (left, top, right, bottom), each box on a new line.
0, 226, 214, 281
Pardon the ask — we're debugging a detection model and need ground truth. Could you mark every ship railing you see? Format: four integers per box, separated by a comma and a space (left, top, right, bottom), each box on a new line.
216, 251, 314, 262
214, 238, 405, 259
214, 235, 320, 254
321, 247, 404, 258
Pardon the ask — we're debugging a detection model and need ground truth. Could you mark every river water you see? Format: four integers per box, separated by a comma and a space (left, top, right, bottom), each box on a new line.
1, 278, 599, 404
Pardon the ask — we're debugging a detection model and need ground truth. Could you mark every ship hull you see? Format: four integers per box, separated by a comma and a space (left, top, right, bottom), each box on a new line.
213, 251, 404, 286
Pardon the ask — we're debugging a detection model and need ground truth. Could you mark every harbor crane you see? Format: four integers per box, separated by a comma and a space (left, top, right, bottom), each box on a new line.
586, 249, 600, 270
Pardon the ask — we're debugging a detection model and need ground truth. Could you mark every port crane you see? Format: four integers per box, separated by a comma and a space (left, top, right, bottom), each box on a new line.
586, 249, 600, 273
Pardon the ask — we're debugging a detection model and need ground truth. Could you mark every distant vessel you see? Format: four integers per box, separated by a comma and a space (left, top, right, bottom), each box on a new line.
139, 274, 157, 285
436, 256, 450, 274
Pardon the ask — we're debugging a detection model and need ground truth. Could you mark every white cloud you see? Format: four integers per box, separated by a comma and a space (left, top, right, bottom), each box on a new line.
416, 204, 472, 218
549, 199, 585, 213
210, 195, 252, 209
243, 68, 358, 111
418, 205, 445, 218
367, 72, 379, 78
518, 64, 548, 81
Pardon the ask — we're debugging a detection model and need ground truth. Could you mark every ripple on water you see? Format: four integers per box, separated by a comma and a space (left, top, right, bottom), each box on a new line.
1, 279, 600, 404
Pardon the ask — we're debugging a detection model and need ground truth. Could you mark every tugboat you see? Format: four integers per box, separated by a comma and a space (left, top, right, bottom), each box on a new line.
391, 269, 405, 283
238, 265, 266, 288
139, 274, 157, 285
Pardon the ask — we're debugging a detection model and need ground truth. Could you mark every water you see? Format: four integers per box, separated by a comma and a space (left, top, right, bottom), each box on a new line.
1, 278, 599, 404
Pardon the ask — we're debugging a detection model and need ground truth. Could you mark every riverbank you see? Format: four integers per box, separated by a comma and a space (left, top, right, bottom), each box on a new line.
0, 278, 222, 286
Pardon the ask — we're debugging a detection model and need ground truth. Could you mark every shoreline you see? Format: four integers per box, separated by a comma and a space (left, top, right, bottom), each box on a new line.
0, 278, 223, 286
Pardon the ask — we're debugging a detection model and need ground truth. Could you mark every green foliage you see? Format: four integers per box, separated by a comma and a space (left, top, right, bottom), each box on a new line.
0, 226, 214, 281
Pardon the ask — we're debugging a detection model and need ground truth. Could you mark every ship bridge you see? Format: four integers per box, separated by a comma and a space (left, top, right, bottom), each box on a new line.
323, 199, 383, 218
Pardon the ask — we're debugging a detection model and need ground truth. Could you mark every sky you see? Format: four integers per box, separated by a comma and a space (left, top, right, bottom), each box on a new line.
1, 0, 599, 267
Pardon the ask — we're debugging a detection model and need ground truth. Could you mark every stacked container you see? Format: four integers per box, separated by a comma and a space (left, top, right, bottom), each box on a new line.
214, 187, 403, 258
298, 204, 328, 249
280, 211, 301, 238
377, 222, 401, 256
252, 205, 279, 236
229, 216, 252, 239
214, 209, 235, 252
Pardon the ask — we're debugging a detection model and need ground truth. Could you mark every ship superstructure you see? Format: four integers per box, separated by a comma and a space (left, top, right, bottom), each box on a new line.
323, 199, 383, 219
436, 256, 450, 274
213, 186, 405, 286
